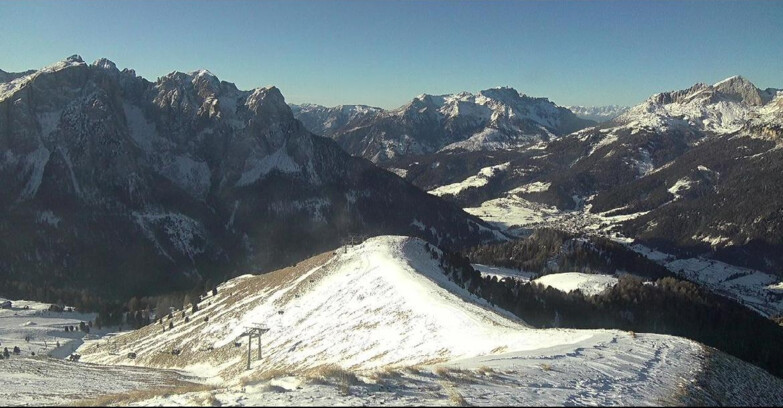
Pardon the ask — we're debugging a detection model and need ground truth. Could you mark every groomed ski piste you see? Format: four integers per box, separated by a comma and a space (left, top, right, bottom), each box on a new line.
2, 236, 783, 406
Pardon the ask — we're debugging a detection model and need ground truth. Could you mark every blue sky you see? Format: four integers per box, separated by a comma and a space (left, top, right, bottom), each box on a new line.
1, 1, 782, 109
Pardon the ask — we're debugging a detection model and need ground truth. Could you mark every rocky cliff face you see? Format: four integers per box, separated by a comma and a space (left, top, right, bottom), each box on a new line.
0, 56, 496, 300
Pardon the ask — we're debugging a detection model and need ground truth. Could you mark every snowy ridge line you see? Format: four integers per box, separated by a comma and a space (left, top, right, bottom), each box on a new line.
80, 236, 600, 379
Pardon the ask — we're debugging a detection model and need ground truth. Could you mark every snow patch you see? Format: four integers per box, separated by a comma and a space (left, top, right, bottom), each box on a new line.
36, 210, 61, 227
236, 148, 301, 187
18, 147, 51, 201
534, 272, 619, 296
160, 155, 211, 199
429, 162, 509, 197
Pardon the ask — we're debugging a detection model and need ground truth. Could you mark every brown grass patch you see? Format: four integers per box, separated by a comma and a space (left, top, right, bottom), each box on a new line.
304, 364, 360, 395
74, 379, 214, 406
438, 380, 470, 406
448, 388, 469, 406
405, 365, 424, 375
366, 365, 405, 382
433, 366, 474, 383
239, 367, 292, 386
476, 365, 495, 376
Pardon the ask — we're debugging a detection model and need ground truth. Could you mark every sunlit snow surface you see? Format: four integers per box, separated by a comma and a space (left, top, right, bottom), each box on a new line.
534, 272, 619, 296
428, 162, 509, 197
2, 237, 783, 405
69, 236, 783, 405
0, 298, 183, 406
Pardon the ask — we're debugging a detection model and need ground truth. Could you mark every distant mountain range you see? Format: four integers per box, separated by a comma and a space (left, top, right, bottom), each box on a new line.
291, 88, 594, 162
302, 76, 783, 276
565, 105, 629, 122
0, 56, 495, 301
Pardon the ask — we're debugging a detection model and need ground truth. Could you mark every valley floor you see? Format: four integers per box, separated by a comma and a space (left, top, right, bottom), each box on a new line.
464, 191, 783, 318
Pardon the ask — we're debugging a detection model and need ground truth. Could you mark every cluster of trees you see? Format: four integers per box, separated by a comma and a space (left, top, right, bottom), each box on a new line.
464, 229, 673, 279
0, 280, 106, 312
436, 236, 783, 378
94, 281, 219, 330
0, 275, 218, 334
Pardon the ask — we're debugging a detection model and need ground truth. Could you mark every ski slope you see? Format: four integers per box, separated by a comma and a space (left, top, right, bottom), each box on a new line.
71, 235, 783, 405
79, 236, 594, 376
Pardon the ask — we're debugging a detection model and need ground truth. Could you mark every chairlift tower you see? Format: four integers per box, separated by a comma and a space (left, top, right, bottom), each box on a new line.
240, 324, 269, 370
342, 233, 367, 253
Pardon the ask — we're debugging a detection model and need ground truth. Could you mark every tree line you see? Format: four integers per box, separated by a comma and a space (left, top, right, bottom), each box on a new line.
464, 228, 674, 280
427, 235, 783, 379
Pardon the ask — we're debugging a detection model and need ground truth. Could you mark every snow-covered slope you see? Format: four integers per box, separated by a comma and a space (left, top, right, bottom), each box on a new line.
79, 236, 594, 376
74, 236, 783, 406
534, 272, 619, 296
0, 297, 188, 406
289, 103, 383, 138
428, 162, 509, 197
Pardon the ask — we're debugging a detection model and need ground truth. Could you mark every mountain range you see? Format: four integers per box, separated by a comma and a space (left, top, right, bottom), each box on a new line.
291, 88, 594, 162
565, 105, 629, 122
3, 56, 783, 305
295, 75, 783, 276
0, 56, 495, 302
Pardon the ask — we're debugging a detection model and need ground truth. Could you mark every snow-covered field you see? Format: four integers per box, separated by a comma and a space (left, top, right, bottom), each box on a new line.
464, 194, 562, 231
0, 298, 98, 359
632, 244, 783, 317
0, 298, 185, 406
428, 162, 509, 197
126, 332, 717, 407
0, 357, 182, 406
533, 272, 619, 296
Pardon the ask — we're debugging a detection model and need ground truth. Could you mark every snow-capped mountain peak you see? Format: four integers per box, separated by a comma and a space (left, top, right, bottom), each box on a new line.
615, 75, 781, 134
91, 57, 117, 71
